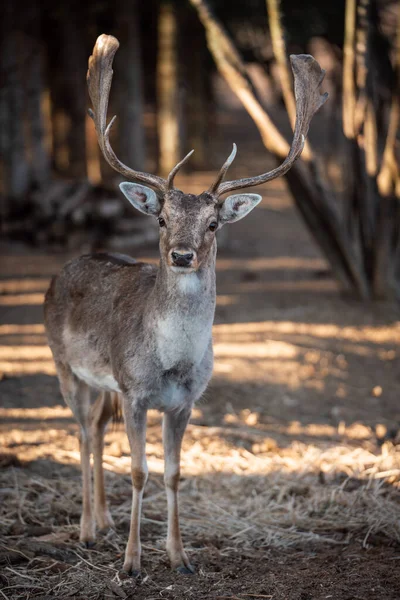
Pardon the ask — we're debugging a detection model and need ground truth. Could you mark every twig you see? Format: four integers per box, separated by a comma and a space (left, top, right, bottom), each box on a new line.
71, 550, 117, 573
5, 567, 38, 581
0, 543, 32, 561
243, 595, 273, 599
142, 544, 165, 554
12, 470, 26, 525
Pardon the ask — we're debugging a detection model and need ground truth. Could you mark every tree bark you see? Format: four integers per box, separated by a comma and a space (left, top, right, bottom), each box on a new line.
179, 4, 212, 169
157, 1, 180, 176
266, 0, 296, 127
373, 5, 400, 298
0, 0, 49, 212
342, 0, 357, 140
0, 32, 30, 201
26, 3, 50, 190
47, 1, 87, 179
0, 24, 30, 203
115, 0, 146, 172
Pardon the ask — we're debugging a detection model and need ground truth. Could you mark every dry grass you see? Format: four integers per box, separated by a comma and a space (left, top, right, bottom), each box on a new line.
1, 413, 400, 599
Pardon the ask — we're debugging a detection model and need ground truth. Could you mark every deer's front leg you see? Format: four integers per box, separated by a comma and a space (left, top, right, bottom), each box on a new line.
123, 400, 148, 576
163, 407, 194, 574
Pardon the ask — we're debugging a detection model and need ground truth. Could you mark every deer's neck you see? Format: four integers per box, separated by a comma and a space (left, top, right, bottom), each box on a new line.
148, 243, 216, 372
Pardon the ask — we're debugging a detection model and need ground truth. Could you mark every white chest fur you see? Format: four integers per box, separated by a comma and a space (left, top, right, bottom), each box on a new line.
156, 311, 212, 371
156, 271, 213, 369
156, 273, 214, 371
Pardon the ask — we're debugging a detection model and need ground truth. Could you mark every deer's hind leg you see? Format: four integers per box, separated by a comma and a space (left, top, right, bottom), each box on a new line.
56, 362, 95, 546
91, 391, 115, 531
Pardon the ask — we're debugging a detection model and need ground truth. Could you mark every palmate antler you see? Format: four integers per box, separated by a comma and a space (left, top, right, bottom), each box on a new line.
209, 54, 328, 198
88, 36, 327, 197
87, 34, 193, 192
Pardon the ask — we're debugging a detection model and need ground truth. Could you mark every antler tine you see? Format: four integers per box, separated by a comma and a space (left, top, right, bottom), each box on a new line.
87, 35, 167, 192
215, 55, 328, 197
167, 149, 195, 190
208, 143, 237, 195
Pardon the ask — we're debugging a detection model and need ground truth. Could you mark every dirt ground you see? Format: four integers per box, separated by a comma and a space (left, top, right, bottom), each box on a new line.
1, 138, 400, 599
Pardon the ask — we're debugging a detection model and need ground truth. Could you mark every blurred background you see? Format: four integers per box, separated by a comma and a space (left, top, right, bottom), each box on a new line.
1, 2, 400, 598
0, 0, 399, 299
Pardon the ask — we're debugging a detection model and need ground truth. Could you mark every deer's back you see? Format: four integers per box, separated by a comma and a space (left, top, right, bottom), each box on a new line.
44, 253, 157, 372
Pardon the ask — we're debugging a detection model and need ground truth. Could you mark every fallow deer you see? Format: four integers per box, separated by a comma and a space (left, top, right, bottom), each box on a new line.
44, 34, 327, 575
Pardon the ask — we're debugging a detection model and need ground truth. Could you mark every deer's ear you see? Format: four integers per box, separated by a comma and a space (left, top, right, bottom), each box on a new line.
119, 182, 161, 216
219, 193, 262, 225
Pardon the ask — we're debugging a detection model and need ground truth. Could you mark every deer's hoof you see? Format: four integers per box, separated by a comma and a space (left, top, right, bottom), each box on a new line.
176, 564, 195, 575
96, 510, 115, 532
83, 540, 96, 549
127, 569, 141, 578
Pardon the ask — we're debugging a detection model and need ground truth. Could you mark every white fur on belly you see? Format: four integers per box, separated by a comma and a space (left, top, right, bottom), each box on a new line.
71, 366, 121, 392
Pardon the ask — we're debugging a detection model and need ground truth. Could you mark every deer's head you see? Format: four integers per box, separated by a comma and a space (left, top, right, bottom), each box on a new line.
118, 172, 261, 272
87, 35, 327, 273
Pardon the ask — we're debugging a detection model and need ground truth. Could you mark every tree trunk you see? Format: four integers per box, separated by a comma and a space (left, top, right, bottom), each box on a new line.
26, 2, 50, 190
190, 0, 369, 299
62, 6, 87, 179
0, 0, 49, 212
0, 19, 30, 204
179, 4, 212, 169
373, 4, 400, 298
115, 0, 146, 172
266, 0, 296, 126
47, 1, 87, 179
266, 0, 312, 159
157, 1, 180, 176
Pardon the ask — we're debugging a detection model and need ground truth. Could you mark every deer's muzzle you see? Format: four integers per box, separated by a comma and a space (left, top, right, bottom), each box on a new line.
169, 248, 197, 269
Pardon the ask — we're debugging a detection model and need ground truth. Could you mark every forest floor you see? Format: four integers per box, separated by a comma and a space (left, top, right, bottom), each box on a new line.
1, 137, 400, 599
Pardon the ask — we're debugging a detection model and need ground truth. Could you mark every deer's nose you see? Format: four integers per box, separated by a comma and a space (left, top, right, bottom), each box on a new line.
171, 250, 194, 267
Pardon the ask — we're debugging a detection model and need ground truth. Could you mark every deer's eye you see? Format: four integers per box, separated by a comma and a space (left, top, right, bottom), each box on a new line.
209, 221, 218, 232
158, 217, 166, 227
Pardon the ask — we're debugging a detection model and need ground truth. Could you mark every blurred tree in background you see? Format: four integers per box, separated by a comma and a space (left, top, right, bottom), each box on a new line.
0, 0, 398, 299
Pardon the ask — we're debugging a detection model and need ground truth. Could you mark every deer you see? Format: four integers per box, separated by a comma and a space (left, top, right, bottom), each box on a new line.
43, 34, 327, 576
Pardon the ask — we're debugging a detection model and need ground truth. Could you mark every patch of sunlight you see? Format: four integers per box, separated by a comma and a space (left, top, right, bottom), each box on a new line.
0, 346, 52, 359
0, 406, 71, 420
213, 357, 311, 389
0, 343, 55, 376
0, 405, 197, 427
0, 278, 50, 293
214, 320, 400, 345
284, 420, 371, 441
216, 294, 238, 306
0, 360, 56, 376
0, 324, 45, 335
0, 293, 45, 306
214, 340, 298, 359
2, 417, 399, 487
214, 363, 234, 373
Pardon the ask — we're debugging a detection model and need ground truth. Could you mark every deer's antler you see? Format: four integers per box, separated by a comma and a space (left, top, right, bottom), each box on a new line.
210, 54, 328, 198
87, 35, 193, 193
